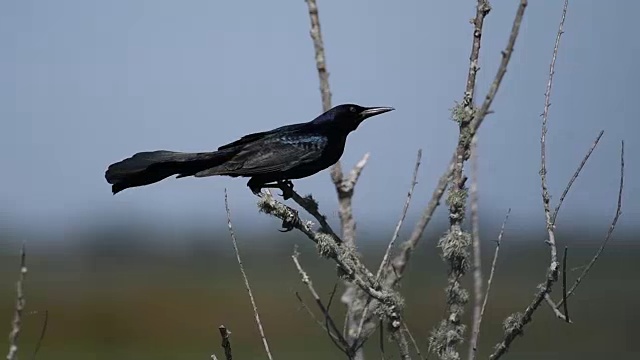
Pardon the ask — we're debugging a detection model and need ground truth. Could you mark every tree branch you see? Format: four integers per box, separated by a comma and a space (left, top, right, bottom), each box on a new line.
292, 248, 352, 356
557, 140, 624, 306
6, 243, 27, 360
469, 208, 510, 360
490, 3, 568, 358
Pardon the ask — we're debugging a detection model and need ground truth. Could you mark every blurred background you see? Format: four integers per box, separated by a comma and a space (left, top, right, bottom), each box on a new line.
1, 0, 638, 359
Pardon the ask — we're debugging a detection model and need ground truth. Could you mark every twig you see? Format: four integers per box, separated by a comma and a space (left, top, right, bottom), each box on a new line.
468, 135, 483, 360
557, 140, 624, 306
403, 321, 424, 360
490, 3, 567, 359
376, 149, 422, 281
294, 292, 343, 344
7, 243, 27, 360
562, 247, 570, 322
387, 156, 454, 287
379, 320, 385, 360
539, 0, 571, 322
224, 190, 274, 360
470, 209, 510, 358
350, 150, 421, 354
292, 249, 351, 355
30, 309, 48, 360
218, 325, 233, 360
551, 130, 604, 224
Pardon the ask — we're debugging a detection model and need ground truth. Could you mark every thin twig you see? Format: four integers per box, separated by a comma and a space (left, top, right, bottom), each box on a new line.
350, 150, 421, 353
295, 292, 344, 344
379, 320, 386, 360
562, 247, 570, 322
403, 321, 424, 360
218, 325, 233, 360
544, 294, 569, 322
292, 249, 351, 355
387, 156, 454, 287
30, 309, 48, 360
224, 190, 274, 360
557, 140, 624, 306
470, 209, 510, 358
7, 243, 27, 360
468, 134, 483, 360
551, 130, 604, 224
376, 149, 422, 281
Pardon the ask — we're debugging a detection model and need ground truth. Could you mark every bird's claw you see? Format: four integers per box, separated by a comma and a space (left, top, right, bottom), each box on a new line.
277, 180, 295, 200
278, 207, 299, 232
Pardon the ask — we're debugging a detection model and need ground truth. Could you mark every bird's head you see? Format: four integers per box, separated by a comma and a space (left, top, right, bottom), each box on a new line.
311, 103, 395, 132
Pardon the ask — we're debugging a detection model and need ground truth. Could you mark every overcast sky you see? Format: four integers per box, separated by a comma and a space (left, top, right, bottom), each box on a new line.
1, 1, 637, 240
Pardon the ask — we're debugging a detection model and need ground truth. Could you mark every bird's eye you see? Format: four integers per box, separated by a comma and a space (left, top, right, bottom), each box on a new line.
349, 107, 356, 113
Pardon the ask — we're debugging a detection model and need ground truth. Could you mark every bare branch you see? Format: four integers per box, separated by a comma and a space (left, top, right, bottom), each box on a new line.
544, 294, 570, 322
387, 156, 454, 287
551, 131, 604, 224
490, 3, 567, 359
468, 135, 483, 360
376, 149, 422, 281
557, 140, 625, 306
332, 153, 370, 245
562, 247, 570, 323
257, 193, 402, 321
7, 243, 27, 360
403, 321, 424, 360
224, 190, 274, 360
292, 249, 351, 355
30, 309, 49, 360
392, 327, 412, 360
305, 0, 331, 112
379, 320, 386, 360
388, 0, 527, 294
218, 325, 233, 360
469, 208, 510, 359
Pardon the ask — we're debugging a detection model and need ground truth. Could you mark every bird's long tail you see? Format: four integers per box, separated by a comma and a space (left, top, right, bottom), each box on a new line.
105, 150, 232, 194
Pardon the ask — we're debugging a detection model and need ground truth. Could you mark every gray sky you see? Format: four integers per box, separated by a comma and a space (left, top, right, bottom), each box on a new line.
1, 1, 637, 239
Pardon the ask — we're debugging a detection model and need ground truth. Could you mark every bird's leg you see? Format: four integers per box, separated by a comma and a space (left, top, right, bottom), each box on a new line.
247, 179, 298, 232
254, 180, 295, 200
276, 180, 295, 200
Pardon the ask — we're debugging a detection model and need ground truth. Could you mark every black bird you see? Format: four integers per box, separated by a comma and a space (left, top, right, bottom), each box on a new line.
105, 103, 394, 197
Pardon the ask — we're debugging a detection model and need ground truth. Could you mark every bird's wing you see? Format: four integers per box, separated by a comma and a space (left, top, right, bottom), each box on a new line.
217, 123, 308, 150
194, 134, 327, 177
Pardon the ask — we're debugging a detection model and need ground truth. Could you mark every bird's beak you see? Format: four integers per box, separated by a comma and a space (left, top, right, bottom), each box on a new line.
359, 106, 395, 120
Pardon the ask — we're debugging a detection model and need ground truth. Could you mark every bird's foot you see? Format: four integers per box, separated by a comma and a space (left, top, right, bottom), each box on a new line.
278, 207, 300, 232
277, 180, 295, 200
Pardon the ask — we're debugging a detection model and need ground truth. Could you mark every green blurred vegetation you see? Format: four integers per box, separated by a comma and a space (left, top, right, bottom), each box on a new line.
1, 220, 639, 359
